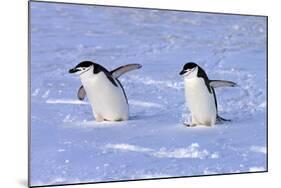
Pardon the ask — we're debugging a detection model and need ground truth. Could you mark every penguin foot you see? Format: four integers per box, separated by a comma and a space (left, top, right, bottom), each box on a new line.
183, 122, 196, 127
95, 115, 104, 122
216, 115, 231, 124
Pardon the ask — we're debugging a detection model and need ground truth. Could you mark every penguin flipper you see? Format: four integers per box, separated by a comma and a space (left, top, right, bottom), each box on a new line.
209, 80, 238, 88
216, 115, 231, 124
77, 85, 86, 101
110, 64, 142, 78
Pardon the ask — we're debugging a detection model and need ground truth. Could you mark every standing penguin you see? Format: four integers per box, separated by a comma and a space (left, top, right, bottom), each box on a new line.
179, 62, 237, 127
69, 61, 142, 122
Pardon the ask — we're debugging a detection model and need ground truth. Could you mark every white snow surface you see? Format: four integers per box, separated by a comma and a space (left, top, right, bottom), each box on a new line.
30, 2, 267, 186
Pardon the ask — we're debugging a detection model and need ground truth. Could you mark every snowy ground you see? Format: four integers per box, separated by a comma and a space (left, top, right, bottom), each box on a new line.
30, 2, 267, 186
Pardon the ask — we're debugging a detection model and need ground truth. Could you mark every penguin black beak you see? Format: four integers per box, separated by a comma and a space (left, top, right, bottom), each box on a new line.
69, 68, 78, 74
179, 70, 186, 75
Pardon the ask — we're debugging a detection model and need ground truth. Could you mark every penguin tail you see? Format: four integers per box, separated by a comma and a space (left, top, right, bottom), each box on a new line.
216, 115, 231, 124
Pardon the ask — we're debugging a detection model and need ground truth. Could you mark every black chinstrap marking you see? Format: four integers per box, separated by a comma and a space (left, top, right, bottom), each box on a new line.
180, 62, 197, 75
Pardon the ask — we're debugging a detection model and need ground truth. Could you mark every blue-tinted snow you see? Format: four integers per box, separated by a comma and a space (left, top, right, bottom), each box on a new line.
30, 2, 267, 186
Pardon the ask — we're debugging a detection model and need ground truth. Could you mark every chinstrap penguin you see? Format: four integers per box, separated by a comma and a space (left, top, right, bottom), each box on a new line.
69, 61, 142, 122
179, 62, 237, 127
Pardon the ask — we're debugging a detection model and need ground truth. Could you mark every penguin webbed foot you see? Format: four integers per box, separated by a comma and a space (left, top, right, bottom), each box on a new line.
183, 122, 197, 127
95, 115, 104, 122
216, 116, 231, 124
95, 117, 127, 122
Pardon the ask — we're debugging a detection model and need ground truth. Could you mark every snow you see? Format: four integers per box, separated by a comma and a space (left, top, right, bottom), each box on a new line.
46, 99, 88, 105
250, 146, 267, 154
104, 143, 219, 159
249, 166, 266, 172
30, 1, 267, 187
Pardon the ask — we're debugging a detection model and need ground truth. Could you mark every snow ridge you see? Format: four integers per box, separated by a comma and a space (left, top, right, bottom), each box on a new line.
104, 143, 219, 159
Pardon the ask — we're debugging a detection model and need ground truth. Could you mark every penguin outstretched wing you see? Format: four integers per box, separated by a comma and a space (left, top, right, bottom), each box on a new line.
77, 64, 142, 101
110, 64, 142, 78
209, 80, 237, 88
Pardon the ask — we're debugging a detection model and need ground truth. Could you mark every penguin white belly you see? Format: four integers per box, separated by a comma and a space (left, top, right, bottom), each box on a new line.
81, 73, 128, 121
184, 77, 216, 126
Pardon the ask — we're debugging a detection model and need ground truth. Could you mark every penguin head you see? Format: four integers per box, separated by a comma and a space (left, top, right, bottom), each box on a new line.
69, 61, 94, 75
179, 62, 199, 78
